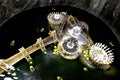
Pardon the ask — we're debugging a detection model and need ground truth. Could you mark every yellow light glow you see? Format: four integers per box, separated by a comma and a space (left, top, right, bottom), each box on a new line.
57, 76, 63, 80
83, 67, 88, 71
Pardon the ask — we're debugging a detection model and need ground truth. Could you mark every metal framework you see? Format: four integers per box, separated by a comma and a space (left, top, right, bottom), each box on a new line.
0, 12, 114, 74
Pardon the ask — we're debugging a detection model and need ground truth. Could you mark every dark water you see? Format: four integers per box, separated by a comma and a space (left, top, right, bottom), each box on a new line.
0, 5, 120, 80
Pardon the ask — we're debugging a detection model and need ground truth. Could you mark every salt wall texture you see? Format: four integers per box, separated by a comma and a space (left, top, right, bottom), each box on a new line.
0, 0, 120, 42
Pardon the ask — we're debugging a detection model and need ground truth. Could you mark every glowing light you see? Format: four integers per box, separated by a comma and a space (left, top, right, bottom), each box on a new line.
0, 70, 19, 80
47, 12, 67, 31
4, 77, 13, 80
72, 26, 82, 36
89, 43, 114, 64
48, 31, 52, 35
68, 26, 88, 45
29, 61, 33, 65
68, 26, 82, 37
44, 51, 47, 54
109, 42, 114, 46
61, 37, 78, 55
53, 14, 60, 20
29, 66, 35, 72
10, 40, 15, 46
11, 72, 16, 76
0, 74, 5, 77
58, 36, 81, 60
40, 28, 44, 32
83, 50, 90, 60
83, 67, 88, 71
53, 45, 59, 55
80, 52, 96, 69
57, 76, 63, 80
13, 77, 18, 80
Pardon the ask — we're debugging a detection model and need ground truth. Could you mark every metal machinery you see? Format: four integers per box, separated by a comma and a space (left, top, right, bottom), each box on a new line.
0, 12, 114, 74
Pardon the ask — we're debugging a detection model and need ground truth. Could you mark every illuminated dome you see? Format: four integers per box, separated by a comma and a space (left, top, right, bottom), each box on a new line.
47, 12, 67, 30
58, 36, 81, 60
68, 25, 82, 36
89, 43, 114, 64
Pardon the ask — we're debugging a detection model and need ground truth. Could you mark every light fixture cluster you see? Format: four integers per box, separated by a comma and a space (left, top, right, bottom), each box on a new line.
80, 43, 114, 70
0, 12, 115, 76
48, 12, 114, 70
0, 71, 18, 80
89, 43, 114, 65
